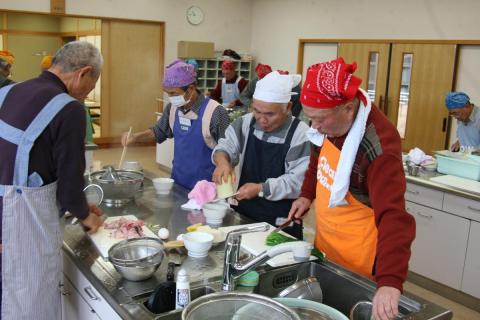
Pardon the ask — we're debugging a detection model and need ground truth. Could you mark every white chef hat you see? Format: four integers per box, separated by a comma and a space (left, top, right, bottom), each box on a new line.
253, 71, 302, 104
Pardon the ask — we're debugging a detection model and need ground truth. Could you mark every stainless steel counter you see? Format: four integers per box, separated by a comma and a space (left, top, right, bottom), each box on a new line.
63, 179, 249, 320
63, 176, 453, 320
405, 170, 480, 201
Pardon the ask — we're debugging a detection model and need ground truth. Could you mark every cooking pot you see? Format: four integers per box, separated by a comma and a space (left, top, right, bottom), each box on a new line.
89, 166, 144, 206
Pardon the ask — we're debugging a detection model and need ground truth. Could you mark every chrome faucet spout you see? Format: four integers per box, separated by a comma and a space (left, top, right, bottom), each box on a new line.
221, 224, 313, 291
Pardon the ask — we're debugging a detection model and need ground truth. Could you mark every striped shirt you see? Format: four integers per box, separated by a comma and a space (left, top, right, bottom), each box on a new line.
213, 113, 311, 200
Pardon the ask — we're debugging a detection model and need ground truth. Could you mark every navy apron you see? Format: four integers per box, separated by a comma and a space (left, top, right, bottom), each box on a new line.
171, 98, 216, 190
234, 117, 303, 239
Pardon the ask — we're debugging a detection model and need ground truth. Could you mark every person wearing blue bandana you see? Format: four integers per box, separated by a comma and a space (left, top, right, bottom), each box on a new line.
445, 92, 480, 151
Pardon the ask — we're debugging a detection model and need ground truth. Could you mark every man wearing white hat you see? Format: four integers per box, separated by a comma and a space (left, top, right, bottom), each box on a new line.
212, 71, 310, 239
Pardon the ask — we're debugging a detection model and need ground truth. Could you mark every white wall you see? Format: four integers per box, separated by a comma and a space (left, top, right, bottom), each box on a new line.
450, 45, 480, 147
0, 0, 253, 65
250, 0, 480, 72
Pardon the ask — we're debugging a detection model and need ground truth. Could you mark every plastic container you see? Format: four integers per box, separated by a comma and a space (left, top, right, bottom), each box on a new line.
175, 269, 191, 310
436, 155, 480, 181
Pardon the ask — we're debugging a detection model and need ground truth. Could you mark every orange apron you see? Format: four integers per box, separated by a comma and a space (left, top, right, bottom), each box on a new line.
315, 138, 378, 278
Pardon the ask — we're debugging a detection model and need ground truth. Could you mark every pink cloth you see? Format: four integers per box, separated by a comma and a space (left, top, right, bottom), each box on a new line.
188, 180, 217, 206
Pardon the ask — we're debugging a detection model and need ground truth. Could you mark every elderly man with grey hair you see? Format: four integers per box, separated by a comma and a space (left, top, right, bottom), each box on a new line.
0, 41, 103, 320
212, 71, 310, 239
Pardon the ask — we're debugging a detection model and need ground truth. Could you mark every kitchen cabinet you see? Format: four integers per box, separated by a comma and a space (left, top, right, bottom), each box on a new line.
406, 201, 469, 289
461, 221, 480, 298
61, 275, 101, 320
63, 253, 122, 320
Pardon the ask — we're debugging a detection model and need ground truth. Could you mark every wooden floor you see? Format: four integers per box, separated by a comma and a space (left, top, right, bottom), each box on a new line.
93, 146, 480, 320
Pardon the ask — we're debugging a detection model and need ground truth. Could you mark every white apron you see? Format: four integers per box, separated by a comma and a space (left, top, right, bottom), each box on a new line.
0, 84, 75, 320
221, 76, 242, 105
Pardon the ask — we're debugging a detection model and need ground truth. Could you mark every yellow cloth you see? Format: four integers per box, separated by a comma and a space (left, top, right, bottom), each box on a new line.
0, 50, 15, 65
40, 55, 53, 70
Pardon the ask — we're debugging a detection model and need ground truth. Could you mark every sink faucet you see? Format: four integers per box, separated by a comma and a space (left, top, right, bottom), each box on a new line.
222, 223, 313, 291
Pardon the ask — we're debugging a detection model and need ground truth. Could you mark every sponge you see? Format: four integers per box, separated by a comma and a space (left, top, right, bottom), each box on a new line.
237, 271, 259, 287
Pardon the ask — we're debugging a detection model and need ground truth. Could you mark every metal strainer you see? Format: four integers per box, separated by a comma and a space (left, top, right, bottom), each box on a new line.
83, 183, 104, 206
278, 277, 323, 302
182, 292, 301, 320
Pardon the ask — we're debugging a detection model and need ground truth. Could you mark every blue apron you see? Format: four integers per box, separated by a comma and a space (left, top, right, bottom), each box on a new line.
0, 83, 75, 319
171, 98, 216, 190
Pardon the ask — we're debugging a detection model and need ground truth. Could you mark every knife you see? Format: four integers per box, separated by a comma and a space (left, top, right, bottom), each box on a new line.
271, 218, 293, 233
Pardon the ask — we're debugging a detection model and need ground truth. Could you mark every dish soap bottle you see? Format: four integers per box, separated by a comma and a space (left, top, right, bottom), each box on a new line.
175, 268, 190, 309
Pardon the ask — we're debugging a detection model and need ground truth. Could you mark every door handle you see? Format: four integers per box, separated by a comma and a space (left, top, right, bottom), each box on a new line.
467, 205, 480, 212
379, 95, 384, 113
406, 190, 419, 195
442, 118, 447, 132
384, 96, 389, 115
414, 211, 433, 219
84, 286, 99, 301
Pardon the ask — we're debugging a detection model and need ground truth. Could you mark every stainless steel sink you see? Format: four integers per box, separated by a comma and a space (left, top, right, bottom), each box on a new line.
253, 261, 453, 320
123, 284, 220, 320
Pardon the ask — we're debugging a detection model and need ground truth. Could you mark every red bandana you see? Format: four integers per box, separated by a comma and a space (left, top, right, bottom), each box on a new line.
300, 58, 362, 109
221, 60, 235, 71
255, 63, 272, 79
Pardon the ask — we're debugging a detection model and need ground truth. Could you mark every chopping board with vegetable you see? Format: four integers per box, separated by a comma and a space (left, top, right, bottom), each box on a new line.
88, 215, 157, 259
219, 223, 321, 267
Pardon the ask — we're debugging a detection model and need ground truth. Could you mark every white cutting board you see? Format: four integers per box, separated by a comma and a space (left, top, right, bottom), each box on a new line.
88, 215, 157, 259
219, 223, 316, 267
430, 175, 480, 195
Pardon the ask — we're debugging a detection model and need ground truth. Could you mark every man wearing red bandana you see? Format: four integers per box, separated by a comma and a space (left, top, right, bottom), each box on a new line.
288, 58, 415, 320
209, 60, 248, 109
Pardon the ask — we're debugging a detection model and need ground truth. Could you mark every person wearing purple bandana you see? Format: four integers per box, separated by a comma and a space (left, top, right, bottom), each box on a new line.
445, 92, 480, 152
122, 60, 229, 189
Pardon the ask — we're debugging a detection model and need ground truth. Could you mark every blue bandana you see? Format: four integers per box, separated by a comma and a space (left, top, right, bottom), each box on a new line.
445, 92, 470, 110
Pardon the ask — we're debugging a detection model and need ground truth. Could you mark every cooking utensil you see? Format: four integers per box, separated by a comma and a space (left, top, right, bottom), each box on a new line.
278, 277, 323, 303
349, 301, 404, 320
164, 240, 184, 249
210, 192, 240, 203
119, 126, 132, 169
182, 292, 301, 320
271, 218, 293, 233
108, 237, 165, 281
89, 169, 144, 206
275, 297, 348, 320
71, 184, 104, 226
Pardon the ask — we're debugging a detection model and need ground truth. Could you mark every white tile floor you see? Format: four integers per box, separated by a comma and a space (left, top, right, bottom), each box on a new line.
93, 146, 480, 320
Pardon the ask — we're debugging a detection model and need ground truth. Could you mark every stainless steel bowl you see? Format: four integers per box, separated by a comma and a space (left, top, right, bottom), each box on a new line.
182, 292, 301, 320
108, 237, 165, 281
89, 168, 144, 206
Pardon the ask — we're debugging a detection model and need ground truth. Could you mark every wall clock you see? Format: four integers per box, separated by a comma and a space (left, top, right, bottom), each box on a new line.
186, 6, 204, 25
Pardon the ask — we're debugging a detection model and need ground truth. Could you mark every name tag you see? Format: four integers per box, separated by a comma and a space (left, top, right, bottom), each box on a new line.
179, 117, 191, 127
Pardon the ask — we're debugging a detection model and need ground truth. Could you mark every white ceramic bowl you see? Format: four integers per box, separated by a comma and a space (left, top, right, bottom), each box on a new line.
183, 231, 214, 258
152, 177, 174, 195
202, 201, 230, 225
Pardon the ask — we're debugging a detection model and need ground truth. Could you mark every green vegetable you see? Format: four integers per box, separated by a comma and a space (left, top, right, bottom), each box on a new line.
265, 231, 327, 262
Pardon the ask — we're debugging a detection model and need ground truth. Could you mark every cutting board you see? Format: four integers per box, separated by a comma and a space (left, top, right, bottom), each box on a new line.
219, 223, 316, 267
88, 215, 157, 259
430, 175, 480, 195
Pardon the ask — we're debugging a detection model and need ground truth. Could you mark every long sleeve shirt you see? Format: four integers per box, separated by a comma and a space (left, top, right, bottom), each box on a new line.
238, 77, 258, 107
0, 71, 89, 232
456, 105, 480, 149
300, 105, 416, 292
213, 113, 311, 200
209, 74, 248, 107
151, 92, 230, 144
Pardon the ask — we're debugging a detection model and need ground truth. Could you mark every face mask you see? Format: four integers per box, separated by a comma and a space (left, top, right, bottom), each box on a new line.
169, 90, 190, 108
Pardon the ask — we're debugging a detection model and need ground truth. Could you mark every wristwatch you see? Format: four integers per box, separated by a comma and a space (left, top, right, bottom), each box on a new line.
258, 183, 265, 198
